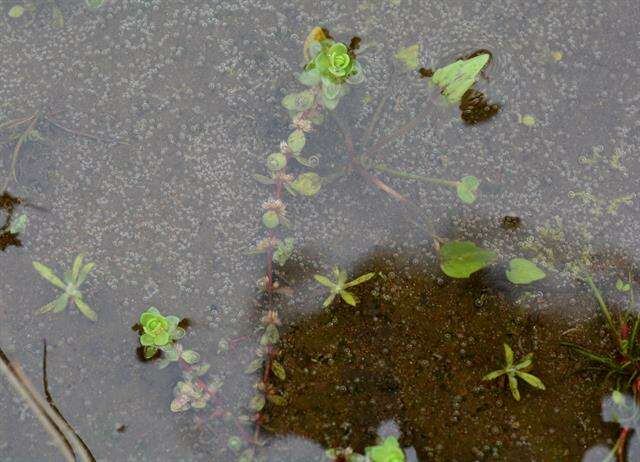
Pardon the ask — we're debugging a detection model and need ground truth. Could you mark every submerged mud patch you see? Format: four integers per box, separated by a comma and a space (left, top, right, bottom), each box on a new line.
265, 252, 614, 461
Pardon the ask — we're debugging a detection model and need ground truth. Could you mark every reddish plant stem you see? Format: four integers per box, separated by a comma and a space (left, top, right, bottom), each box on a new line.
361, 107, 431, 160
616, 427, 630, 462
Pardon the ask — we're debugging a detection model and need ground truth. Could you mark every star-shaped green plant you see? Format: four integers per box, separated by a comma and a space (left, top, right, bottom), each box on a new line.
314, 267, 375, 308
482, 343, 545, 401
139, 307, 185, 359
365, 436, 406, 462
33, 254, 97, 321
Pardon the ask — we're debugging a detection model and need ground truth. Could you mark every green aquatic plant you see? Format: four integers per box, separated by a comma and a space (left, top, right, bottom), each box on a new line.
138, 307, 185, 359
366, 436, 406, 462
33, 254, 97, 321
562, 273, 640, 391
325, 436, 406, 462
482, 343, 545, 401
135, 307, 218, 412
314, 267, 376, 307
248, 27, 502, 445
8, 5, 25, 17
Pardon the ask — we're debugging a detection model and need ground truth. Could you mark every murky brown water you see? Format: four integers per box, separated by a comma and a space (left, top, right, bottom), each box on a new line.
1, 1, 640, 461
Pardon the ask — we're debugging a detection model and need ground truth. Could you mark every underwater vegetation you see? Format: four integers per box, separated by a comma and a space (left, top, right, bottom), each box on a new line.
134, 307, 218, 413
32, 253, 97, 321
6, 19, 635, 462
482, 343, 546, 401
314, 267, 376, 307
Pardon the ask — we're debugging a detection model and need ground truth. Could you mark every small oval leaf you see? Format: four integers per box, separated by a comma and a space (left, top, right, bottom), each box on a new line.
440, 241, 497, 278
506, 258, 546, 284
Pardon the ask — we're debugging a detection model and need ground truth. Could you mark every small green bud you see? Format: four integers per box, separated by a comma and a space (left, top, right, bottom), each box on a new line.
266, 153, 287, 171
227, 436, 243, 452
612, 390, 624, 405
262, 211, 279, 228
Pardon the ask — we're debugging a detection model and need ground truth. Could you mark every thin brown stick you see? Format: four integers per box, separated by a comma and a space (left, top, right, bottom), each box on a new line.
3, 114, 38, 190
0, 115, 34, 131
0, 347, 76, 462
45, 117, 130, 145
43, 341, 96, 462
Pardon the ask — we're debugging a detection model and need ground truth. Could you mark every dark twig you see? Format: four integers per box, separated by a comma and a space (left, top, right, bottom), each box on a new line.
0, 346, 76, 462
42, 340, 96, 462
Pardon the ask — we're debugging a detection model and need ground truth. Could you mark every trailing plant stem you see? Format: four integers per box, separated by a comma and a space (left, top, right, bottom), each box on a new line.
585, 276, 619, 345
370, 162, 458, 187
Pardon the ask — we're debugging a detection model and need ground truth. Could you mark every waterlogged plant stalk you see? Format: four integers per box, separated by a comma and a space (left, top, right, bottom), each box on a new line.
585, 276, 619, 344
628, 278, 639, 351
369, 162, 458, 187
0, 348, 81, 462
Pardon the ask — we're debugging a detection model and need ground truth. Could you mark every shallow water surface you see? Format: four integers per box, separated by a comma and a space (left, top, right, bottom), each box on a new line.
1, 1, 640, 461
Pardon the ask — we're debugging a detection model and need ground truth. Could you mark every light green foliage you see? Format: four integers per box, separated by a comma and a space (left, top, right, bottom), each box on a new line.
616, 278, 631, 292
281, 91, 315, 112
506, 258, 546, 284
314, 267, 375, 307
33, 254, 97, 321
520, 114, 536, 126
266, 153, 287, 171
262, 210, 280, 228
308, 41, 355, 80
395, 44, 420, 71
170, 371, 217, 412
273, 237, 295, 266
8, 5, 24, 18
365, 436, 406, 462
562, 274, 640, 384
303, 36, 363, 110
456, 175, 479, 204
431, 53, 490, 103
439, 241, 497, 278
138, 307, 185, 359
482, 343, 545, 401
291, 172, 322, 196
8, 213, 27, 234
287, 129, 306, 152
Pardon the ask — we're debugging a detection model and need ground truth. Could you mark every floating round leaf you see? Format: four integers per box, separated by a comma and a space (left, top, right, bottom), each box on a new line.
456, 175, 480, 204
8, 5, 24, 17
395, 44, 421, 71
322, 93, 340, 110
282, 91, 315, 112
249, 394, 266, 412
291, 172, 322, 196
262, 211, 279, 228
440, 240, 497, 278
322, 76, 340, 100
266, 153, 287, 171
298, 68, 321, 86
273, 237, 295, 266
181, 350, 201, 364
287, 129, 306, 152
228, 436, 243, 452
346, 61, 365, 84
506, 258, 546, 284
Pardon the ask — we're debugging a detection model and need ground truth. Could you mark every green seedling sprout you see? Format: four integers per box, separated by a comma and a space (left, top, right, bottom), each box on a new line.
365, 436, 406, 462
33, 254, 97, 321
314, 267, 376, 307
482, 343, 545, 401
